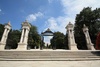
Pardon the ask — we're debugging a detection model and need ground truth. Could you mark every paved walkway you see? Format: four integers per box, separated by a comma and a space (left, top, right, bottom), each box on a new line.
0, 60, 100, 67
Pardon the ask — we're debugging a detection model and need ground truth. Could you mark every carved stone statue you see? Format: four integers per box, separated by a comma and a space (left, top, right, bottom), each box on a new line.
66, 22, 78, 50
83, 24, 95, 50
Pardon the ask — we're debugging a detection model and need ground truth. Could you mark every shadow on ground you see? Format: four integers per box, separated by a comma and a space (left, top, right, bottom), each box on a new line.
91, 51, 100, 56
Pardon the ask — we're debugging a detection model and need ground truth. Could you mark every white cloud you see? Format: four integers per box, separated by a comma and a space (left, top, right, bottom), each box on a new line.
0, 9, 4, 15
45, 16, 74, 34
48, 0, 53, 4
44, 0, 100, 43
26, 14, 36, 22
45, 0, 100, 34
35, 12, 43, 17
61, 0, 100, 19
0, 9, 1, 12
46, 17, 57, 30
26, 12, 43, 23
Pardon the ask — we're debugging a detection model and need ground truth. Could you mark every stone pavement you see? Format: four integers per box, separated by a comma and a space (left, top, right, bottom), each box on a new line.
0, 60, 100, 67
0, 50, 100, 67
0, 50, 100, 60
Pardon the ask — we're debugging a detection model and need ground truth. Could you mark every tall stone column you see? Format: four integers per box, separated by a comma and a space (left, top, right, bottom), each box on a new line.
0, 29, 7, 43
17, 20, 31, 50
20, 28, 25, 43
4, 29, 10, 43
0, 22, 11, 50
83, 24, 95, 50
66, 22, 78, 50
24, 29, 29, 44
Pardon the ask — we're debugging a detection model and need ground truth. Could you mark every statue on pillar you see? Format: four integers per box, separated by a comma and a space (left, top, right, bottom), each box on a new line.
65, 22, 78, 50
0, 22, 11, 50
17, 20, 31, 50
83, 24, 95, 50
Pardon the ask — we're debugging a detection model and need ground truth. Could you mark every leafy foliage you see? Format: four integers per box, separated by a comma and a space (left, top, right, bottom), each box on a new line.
6, 30, 21, 49
0, 24, 4, 40
74, 7, 100, 49
50, 32, 66, 49
28, 25, 41, 49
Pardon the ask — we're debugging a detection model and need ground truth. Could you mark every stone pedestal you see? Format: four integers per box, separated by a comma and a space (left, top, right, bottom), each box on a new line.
86, 43, 95, 50
83, 24, 95, 50
69, 44, 78, 50
66, 22, 78, 50
17, 43, 27, 50
0, 42, 6, 50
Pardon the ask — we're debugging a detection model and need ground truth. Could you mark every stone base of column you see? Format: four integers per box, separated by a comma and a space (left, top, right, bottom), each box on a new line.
17, 43, 27, 50
0, 42, 5, 50
69, 44, 78, 50
91, 45, 95, 50
87, 43, 95, 50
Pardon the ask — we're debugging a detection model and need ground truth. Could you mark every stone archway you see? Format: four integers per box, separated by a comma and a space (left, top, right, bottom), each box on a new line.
40, 28, 53, 50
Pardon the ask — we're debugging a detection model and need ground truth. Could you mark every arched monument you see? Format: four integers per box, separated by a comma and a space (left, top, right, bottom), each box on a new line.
65, 22, 78, 50
17, 20, 31, 50
83, 24, 95, 50
0, 22, 11, 50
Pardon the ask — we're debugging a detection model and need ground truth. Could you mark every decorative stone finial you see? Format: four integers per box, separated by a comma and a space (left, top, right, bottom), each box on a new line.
83, 24, 86, 27
83, 24, 88, 29
66, 22, 73, 29
7, 21, 11, 26
22, 20, 31, 28
5, 21, 11, 27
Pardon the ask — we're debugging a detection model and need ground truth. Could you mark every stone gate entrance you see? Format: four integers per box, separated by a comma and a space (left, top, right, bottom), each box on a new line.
0, 21, 95, 50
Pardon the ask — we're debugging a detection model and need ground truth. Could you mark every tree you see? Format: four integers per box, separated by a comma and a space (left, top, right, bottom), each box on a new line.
28, 24, 41, 49
64, 33, 69, 49
6, 30, 21, 49
0, 24, 4, 40
50, 32, 65, 49
74, 7, 100, 49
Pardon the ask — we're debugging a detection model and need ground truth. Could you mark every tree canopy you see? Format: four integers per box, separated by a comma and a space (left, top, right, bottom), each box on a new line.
0, 24, 4, 40
6, 30, 21, 49
28, 25, 41, 49
74, 7, 100, 49
50, 32, 66, 49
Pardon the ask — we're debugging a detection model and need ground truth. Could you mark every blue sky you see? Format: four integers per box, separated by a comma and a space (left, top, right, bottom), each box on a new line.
0, 0, 100, 44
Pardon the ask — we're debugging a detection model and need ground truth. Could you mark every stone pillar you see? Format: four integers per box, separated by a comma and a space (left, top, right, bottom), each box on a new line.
83, 24, 95, 50
24, 29, 29, 44
4, 29, 10, 43
20, 28, 25, 43
66, 22, 78, 50
0, 29, 7, 43
0, 22, 11, 50
17, 20, 31, 50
